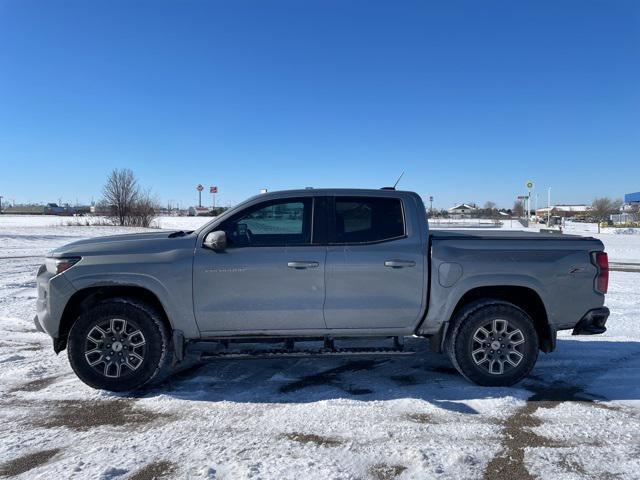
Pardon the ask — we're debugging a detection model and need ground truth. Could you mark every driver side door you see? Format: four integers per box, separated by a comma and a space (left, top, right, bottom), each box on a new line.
193, 196, 328, 334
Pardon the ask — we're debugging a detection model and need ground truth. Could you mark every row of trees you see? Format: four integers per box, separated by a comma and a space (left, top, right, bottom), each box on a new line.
102, 169, 159, 227
591, 197, 624, 233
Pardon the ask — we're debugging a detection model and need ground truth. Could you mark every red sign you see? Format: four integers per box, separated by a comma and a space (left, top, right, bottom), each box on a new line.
196, 184, 203, 192
210, 186, 218, 193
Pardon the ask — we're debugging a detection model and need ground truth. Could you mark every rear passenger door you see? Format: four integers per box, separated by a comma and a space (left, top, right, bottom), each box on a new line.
324, 195, 425, 330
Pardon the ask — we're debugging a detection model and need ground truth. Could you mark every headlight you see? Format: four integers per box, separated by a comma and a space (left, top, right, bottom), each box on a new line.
45, 257, 81, 275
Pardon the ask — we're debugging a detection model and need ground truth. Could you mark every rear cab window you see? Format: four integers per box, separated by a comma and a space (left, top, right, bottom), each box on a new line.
330, 196, 405, 244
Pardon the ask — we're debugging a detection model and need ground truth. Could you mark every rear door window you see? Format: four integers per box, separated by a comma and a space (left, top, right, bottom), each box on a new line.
330, 197, 405, 244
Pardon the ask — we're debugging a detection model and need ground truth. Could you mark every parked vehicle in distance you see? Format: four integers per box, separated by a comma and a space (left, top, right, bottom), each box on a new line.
35, 188, 610, 391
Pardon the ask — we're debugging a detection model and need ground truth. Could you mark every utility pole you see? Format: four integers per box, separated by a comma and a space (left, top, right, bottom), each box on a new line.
525, 181, 534, 225
547, 187, 551, 227
210, 186, 218, 210
429, 196, 434, 214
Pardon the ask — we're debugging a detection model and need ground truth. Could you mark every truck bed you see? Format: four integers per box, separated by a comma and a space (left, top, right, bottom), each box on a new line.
422, 228, 605, 336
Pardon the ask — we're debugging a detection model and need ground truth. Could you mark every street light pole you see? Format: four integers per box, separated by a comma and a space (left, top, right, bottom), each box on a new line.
547, 187, 551, 227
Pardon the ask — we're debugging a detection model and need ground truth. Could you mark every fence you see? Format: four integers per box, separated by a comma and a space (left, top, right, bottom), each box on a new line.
429, 218, 503, 229
611, 213, 638, 224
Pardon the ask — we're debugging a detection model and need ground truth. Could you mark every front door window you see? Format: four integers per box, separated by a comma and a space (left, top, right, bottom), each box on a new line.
220, 198, 312, 247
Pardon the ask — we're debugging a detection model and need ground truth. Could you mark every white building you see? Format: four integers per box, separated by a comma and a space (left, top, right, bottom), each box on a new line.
535, 205, 590, 218
448, 203, 478, 218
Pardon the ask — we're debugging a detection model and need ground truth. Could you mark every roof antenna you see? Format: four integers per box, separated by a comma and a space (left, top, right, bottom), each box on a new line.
393, 171, 405, 189
381, 171, 405, 190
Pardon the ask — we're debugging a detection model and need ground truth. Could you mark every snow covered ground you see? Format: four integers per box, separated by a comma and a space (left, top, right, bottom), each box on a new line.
1, 216, 639, 479
0, 214, 212, 231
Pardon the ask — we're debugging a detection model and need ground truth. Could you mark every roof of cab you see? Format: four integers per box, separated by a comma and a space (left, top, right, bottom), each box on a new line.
255, 188, 416, 198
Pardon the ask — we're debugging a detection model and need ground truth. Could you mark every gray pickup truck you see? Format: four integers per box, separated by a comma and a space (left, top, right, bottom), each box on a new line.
35, 188, 610, 391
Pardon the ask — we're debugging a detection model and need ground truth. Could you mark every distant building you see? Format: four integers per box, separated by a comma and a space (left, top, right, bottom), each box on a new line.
617, 192, 640, 224
90, 204, 112, 215
448, 203, 478, 218
3, 203, 90, 216
611, 212, 638, 224
188, 206, 212, 216
624, 192, 640, 204
45, 203, 68, 215
3, 204, 47, 215
535, 205, 591, 218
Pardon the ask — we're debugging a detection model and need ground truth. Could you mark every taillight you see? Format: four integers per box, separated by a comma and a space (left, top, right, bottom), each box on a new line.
593, 251, 609, 294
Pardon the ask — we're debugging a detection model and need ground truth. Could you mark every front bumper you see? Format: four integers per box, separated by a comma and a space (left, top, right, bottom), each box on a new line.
35, 266, 77, 339
572, 307, 610, 335
33, 315, 45, 333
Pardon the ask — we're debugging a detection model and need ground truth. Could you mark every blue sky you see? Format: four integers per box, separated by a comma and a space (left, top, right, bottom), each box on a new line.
1, 0, 638, 209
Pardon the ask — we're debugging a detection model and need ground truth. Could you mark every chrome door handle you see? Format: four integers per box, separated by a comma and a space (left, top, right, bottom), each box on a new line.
384, 260, 416, 268
288, 261, 320, 269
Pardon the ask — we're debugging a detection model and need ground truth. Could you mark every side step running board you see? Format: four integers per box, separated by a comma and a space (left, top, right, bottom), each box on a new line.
198, 346, 415, 361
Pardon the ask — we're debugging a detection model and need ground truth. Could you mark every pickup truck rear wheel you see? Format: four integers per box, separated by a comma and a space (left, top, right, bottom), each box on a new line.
67, 298, 171, 392
447, 301, 539, 386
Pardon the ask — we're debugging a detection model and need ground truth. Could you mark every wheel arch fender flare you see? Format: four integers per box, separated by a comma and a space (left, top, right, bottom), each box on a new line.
57, 274, 199, 352
425, 274, 555, 353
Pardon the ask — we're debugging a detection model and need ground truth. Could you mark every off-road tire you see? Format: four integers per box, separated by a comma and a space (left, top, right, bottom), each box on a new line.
67, 297, 172, 392
446, 300, 539, 386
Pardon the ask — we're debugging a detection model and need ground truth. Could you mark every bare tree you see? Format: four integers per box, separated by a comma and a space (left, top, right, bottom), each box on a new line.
130, 189, 160, 227
102, 169, 159, 227
483, 201, 497, 219
591, 197, 622, 233
103, 169, 139, 226
512, 200, 524, 218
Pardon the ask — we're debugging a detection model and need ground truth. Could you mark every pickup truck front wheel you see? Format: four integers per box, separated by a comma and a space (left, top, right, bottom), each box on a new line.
67, 298, 171, 392
447, 302, 539, 386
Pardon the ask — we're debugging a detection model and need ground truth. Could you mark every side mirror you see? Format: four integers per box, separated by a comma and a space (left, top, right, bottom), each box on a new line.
203, 230, 227, 251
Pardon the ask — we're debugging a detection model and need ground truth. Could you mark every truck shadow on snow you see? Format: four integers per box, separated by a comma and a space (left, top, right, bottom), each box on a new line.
133, 337, 640, 411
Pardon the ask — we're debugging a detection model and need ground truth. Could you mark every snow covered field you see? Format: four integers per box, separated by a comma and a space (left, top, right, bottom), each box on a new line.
1, 216, 639, 479
0, 214, 211, 231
